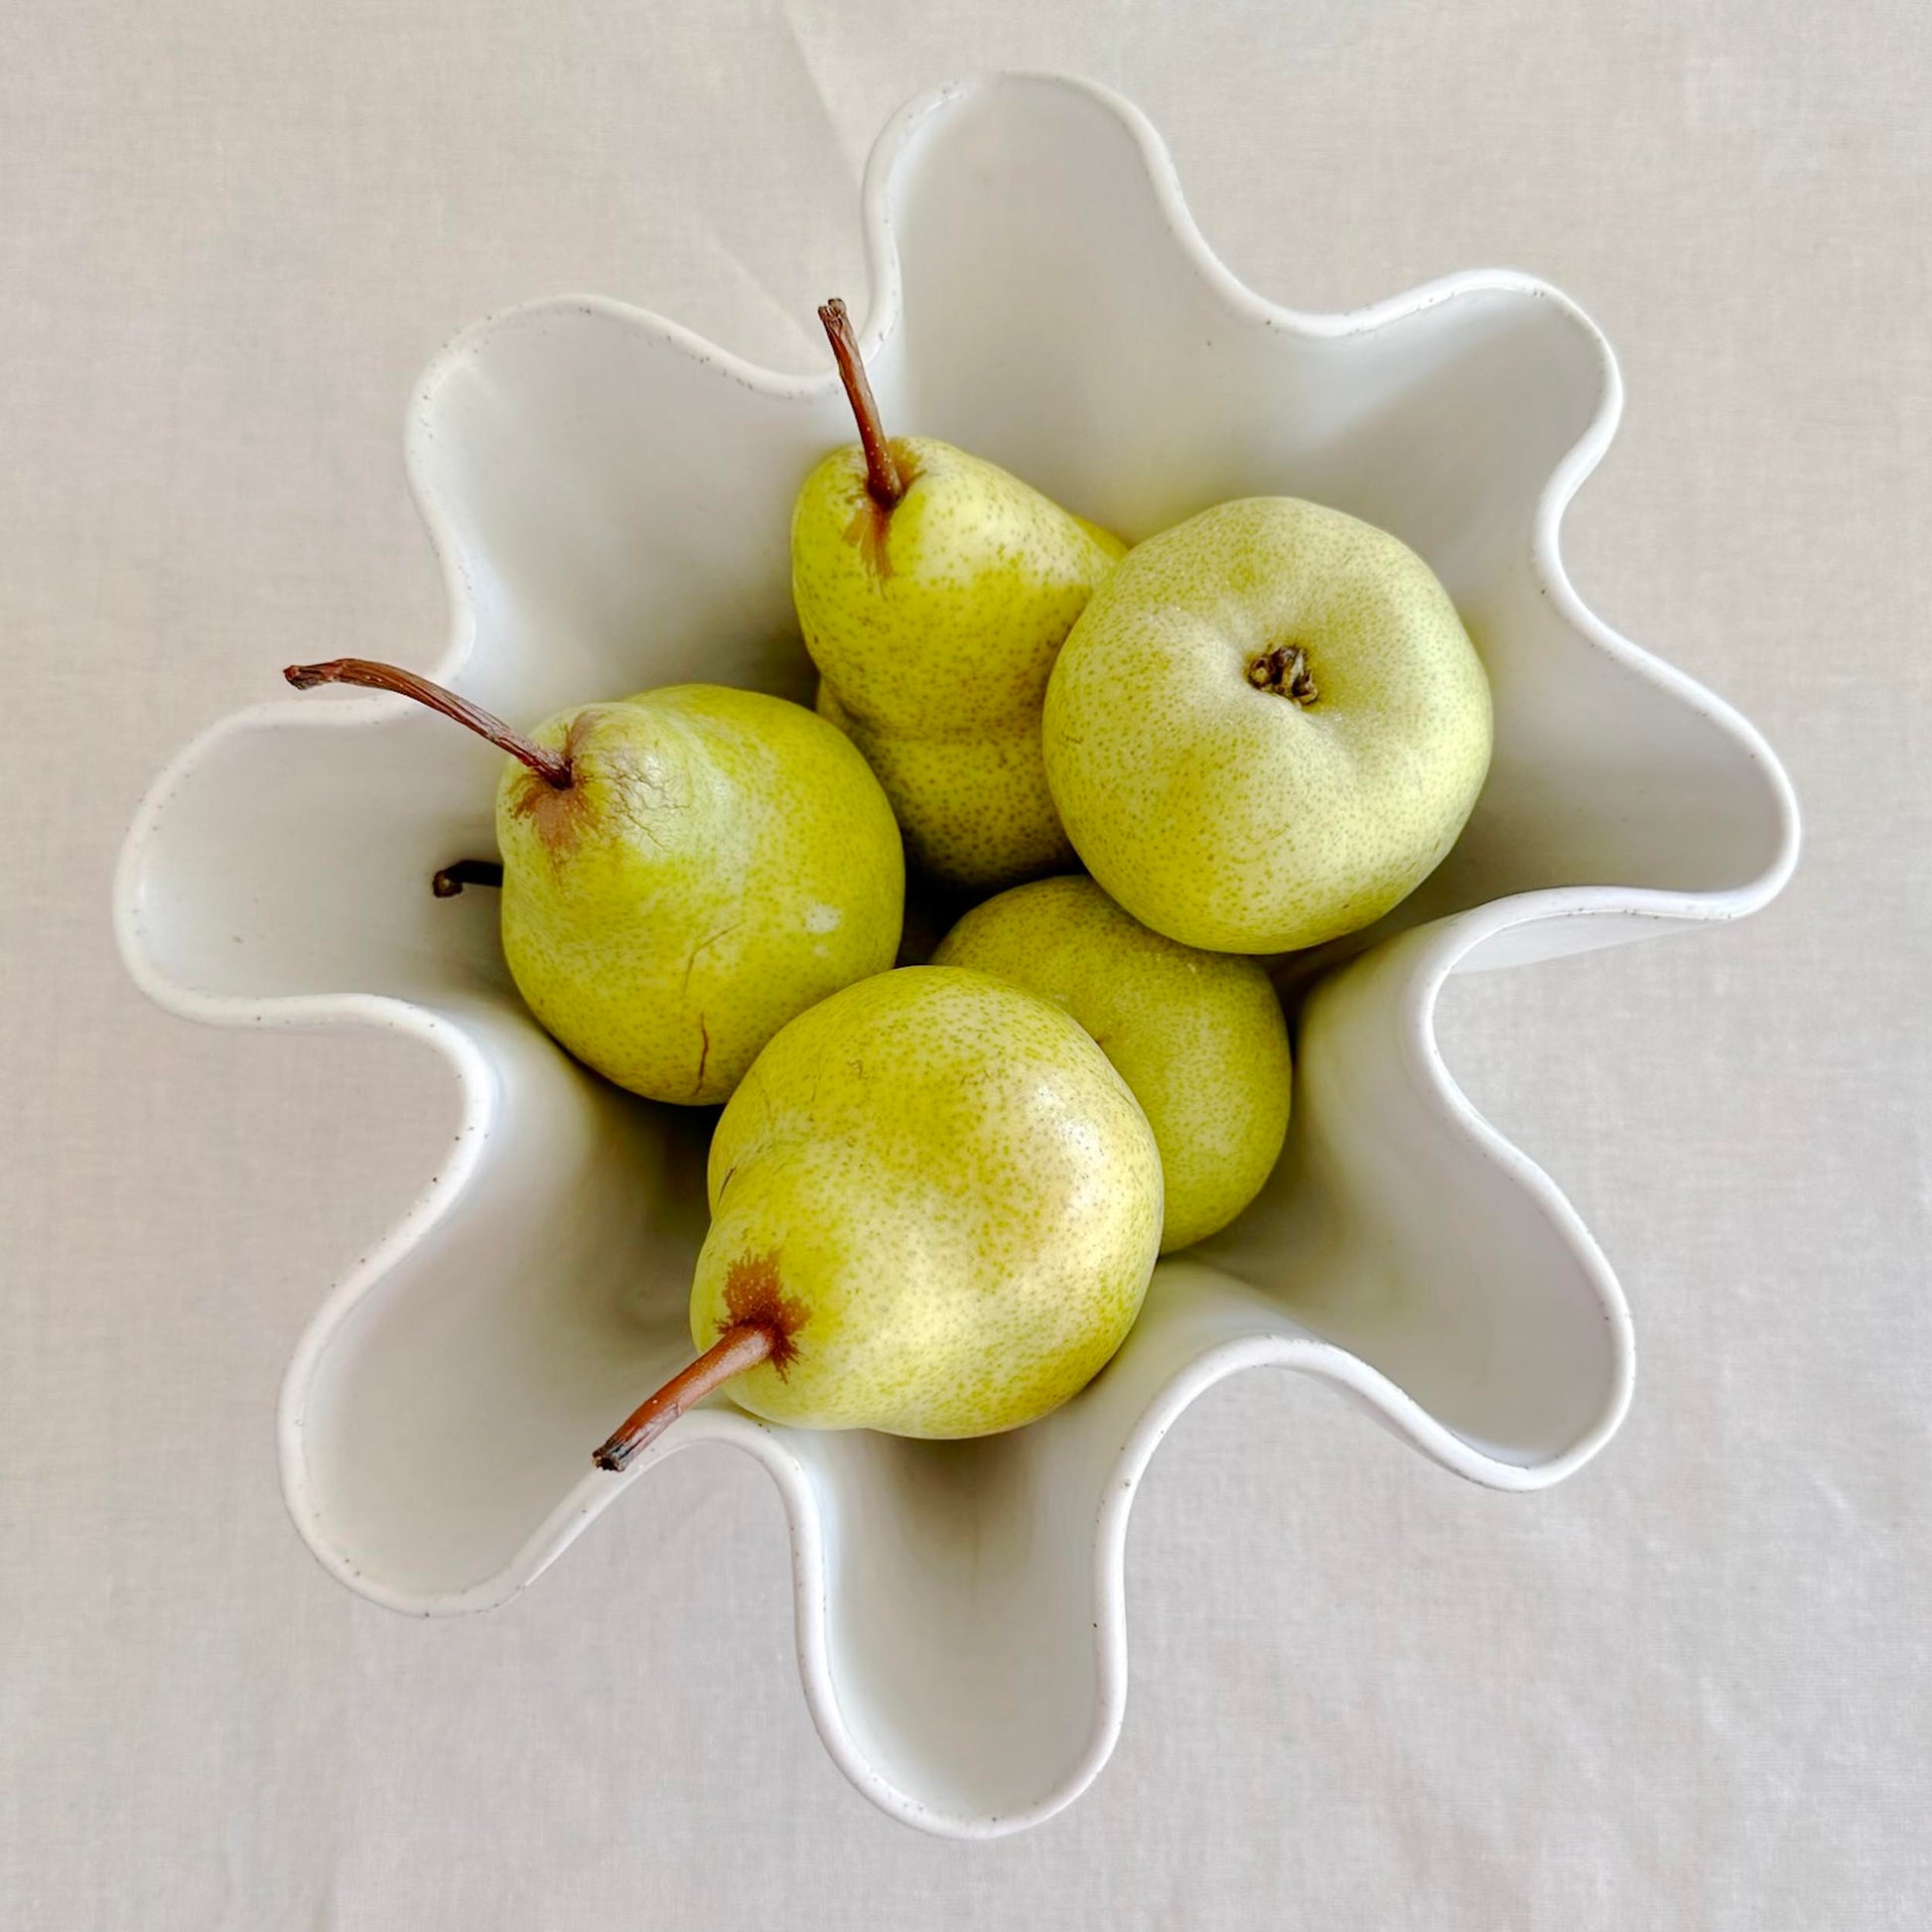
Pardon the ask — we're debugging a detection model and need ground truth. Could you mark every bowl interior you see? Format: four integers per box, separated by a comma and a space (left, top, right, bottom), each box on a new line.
116, 71, 1792, 1831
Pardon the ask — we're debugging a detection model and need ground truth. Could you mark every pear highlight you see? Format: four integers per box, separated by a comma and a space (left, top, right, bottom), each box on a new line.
935, 875, 1292, 1252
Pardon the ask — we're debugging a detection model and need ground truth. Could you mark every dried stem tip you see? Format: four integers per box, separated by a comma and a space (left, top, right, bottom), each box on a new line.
818, 297, 904, 510
431, 859, 505, 897
283, 658, 574, 789
593, 1322, 780, 1472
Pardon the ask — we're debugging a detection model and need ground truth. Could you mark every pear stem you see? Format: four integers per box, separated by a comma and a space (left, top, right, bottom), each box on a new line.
818, 297, 904, 510
594, 1322, 778, 1471
431, 858, 504, 897
283, 658, 574, 789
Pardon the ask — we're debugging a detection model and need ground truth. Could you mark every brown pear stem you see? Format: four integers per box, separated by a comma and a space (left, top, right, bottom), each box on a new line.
283, 658, 573, 789
431, 858, 505, 897
818, 297, 903, 509
593, 1323, 778, 1471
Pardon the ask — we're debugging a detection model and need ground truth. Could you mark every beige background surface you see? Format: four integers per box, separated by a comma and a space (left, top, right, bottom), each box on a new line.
4, 3, 1928, 1926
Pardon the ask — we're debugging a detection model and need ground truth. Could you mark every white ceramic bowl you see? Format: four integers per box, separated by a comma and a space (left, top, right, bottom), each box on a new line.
114, 73, 1798, 1837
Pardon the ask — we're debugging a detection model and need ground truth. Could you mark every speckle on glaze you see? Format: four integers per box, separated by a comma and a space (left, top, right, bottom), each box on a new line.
1042, 497, 1493, 953
793, 438, 1125, 891
690, 966, 1163, 1438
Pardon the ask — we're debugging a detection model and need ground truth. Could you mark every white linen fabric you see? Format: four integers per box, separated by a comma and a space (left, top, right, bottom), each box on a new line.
2, 3, 1926, 1925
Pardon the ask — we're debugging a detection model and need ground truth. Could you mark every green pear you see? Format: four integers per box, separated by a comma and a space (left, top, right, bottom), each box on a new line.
791, 299, 1125, 891
933, 875, 1292, 1253
1042, 497, 1492, 953
592, 966, 1162, 1463
283, 660, 903, 1104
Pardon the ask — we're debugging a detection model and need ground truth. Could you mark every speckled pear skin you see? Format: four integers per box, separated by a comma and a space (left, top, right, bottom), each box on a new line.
690, 966, 1163, 1437
1043, 498, 1493, 954
792, 436, 1126, 890
814, 679, 1069, 887
496, 684, 903, 1105
933, 875, 1293, 1253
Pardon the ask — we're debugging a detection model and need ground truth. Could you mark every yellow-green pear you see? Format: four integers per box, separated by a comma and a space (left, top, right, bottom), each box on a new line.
934, 875, 1292, 1253
283, 660, 902, 1104
791, 299, 1125, 891
592, 966, 1162, 1463
1043, 497, 1492, 953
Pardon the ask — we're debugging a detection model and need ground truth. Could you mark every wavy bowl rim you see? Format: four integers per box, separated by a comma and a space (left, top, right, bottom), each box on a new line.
110, 70, 1800, 1837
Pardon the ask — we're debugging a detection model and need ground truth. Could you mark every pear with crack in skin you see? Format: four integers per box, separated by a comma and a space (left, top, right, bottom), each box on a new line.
792, 299, 1126, 891
496, 685, 903, 1103
282, 661, 903, 1104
